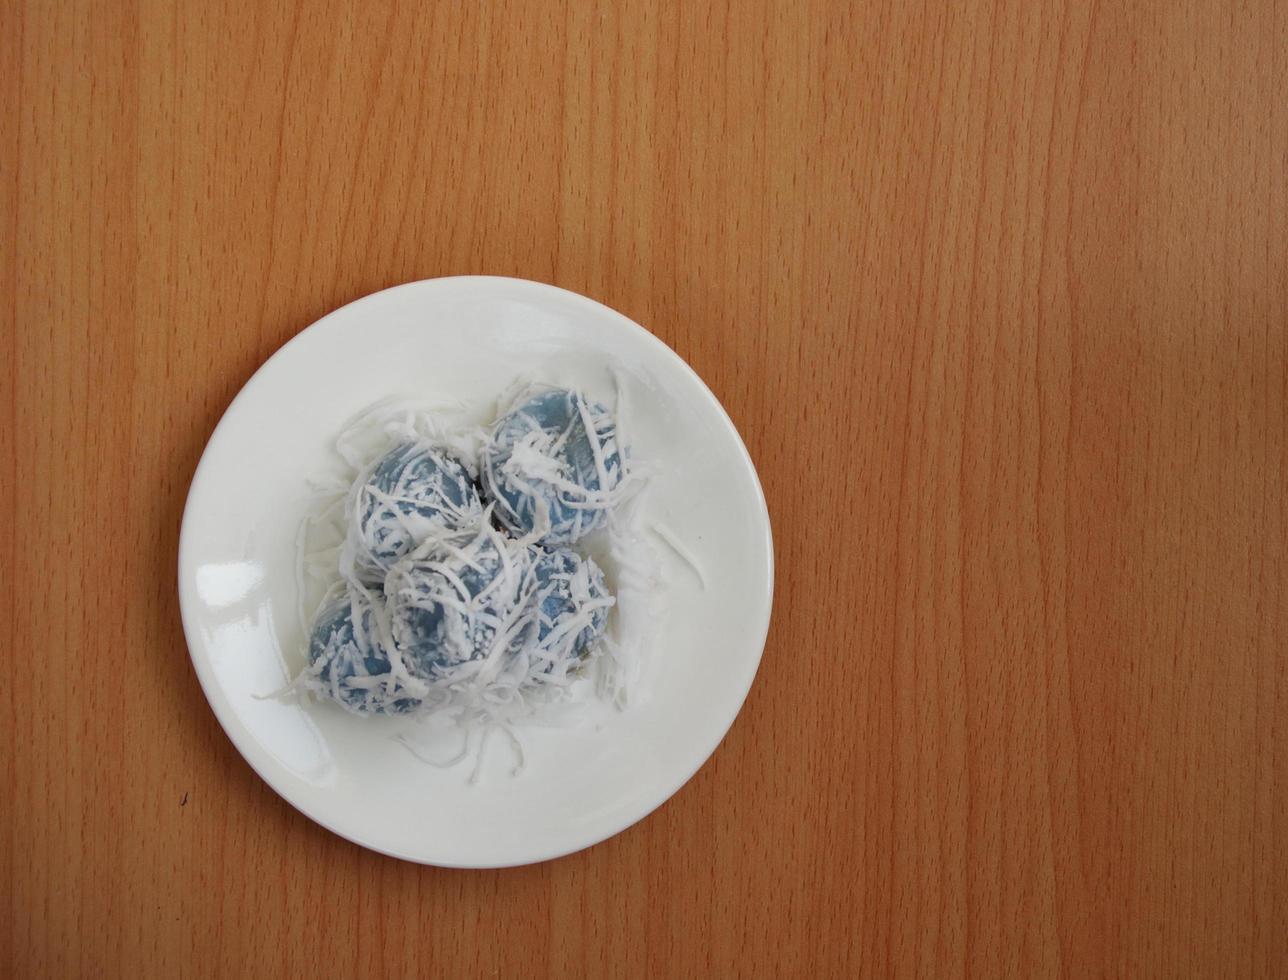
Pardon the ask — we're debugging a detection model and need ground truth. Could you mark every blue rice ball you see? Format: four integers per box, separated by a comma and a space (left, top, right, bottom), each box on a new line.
349, 442, 482, 584
307, 591, 420, 714
480, 388, 623, 545
386, 533, 538, 679
532, 547, 612, 664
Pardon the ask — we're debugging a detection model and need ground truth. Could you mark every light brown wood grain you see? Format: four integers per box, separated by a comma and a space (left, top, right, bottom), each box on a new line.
3, 0, 1286, 976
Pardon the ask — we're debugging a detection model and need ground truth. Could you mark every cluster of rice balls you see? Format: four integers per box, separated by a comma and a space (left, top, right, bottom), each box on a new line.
302, 387, 626, 715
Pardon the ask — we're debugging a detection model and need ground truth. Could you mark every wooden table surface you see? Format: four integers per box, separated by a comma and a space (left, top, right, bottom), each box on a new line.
5, 1, 1286, 976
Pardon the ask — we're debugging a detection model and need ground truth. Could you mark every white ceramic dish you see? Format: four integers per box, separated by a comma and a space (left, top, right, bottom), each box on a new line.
178, 276, 773, 867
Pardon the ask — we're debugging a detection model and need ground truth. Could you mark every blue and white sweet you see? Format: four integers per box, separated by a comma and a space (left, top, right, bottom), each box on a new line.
345, 441, 482, 584
531, 547, 612, 670
480, 388, 624, 545
384, 528, 540, 682
304, 389, 627, 717
305, 589, 421, 714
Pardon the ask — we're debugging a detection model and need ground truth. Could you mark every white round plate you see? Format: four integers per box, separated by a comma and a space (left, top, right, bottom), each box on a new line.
179, 276, 773, 867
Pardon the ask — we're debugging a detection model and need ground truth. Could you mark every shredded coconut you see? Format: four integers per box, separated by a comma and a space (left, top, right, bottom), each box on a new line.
288, 382, 661, 778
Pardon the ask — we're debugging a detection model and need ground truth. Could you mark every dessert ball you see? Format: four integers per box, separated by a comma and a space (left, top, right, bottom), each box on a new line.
348, 442, 481, 584
531, 546, 612, 666
386, 531, 538, 679
307, 590, 420, 714
480, 388, 623, 545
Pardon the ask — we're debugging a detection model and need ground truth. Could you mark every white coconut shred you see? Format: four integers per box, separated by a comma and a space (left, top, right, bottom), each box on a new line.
287, 381, 663, 778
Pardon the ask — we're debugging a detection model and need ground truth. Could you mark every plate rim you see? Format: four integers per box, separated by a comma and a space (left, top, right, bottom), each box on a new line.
177, 275, 775, 867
